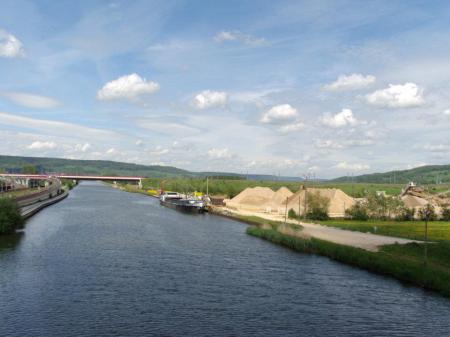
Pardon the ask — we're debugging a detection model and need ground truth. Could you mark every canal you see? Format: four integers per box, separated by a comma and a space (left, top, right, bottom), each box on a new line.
1, 181, 449, 336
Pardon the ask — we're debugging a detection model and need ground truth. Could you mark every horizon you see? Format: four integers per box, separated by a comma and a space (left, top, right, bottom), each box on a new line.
1, 1, 450, 178
0, 153, 440, 180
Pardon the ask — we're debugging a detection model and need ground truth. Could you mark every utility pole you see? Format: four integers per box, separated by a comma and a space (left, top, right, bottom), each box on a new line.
284, 196, 289, 224
298, 186, 302, 223
424, 206, 431, 267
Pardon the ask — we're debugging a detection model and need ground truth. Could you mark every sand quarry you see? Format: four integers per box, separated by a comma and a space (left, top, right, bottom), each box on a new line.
225, 186, 355, 218
222, 186, 420, 251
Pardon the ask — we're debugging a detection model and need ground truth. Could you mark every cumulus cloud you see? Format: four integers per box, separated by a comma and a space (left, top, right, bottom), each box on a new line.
320, 108, 357, 128
135, 140, 143, 146
214, 30, 268, 47
207, 148, 232, 159
97, 73, 159, 101
278, 122, 305, 133
75, 143, 91, 152
261, 104, 298, 124
336, 161, 370, 171
0, 29, 25, 58
2, 92, 60, 109
366, 82, 424, 108
106, 148, 115, 154
323, 73, 375, 91
27, 141, 57, 150
192, 90, 228, 109
444, 109, 450, 116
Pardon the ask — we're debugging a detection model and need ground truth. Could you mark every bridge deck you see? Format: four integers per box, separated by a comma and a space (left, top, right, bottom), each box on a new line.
0, 174, 143, 181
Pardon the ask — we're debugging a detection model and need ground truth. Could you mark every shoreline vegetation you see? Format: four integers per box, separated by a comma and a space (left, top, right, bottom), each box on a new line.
0, 181, 74, 235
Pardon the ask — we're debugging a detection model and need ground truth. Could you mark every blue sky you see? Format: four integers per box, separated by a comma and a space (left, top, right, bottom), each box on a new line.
1, 0, 450, 178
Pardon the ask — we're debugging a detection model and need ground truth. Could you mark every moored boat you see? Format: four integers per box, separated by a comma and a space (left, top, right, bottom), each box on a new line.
159, 192, 207, 213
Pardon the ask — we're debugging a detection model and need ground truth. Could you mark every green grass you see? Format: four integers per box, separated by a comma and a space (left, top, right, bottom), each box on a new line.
317, 219, 450, 241
381, 241, 450, 271
247, 226, 450, 297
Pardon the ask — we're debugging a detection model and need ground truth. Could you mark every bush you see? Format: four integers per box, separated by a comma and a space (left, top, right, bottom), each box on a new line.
288, 208, 298, 219
306, 208, 329, 220
395, 207, 415, 221
0, 198, 25, 235
345, 202, 369, 221
441, 208, 450, 221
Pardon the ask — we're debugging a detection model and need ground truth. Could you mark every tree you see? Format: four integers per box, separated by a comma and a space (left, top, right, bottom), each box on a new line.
366, 192, 388, 219
306, 191, 330, 220
0, 198, 25, 235
418, 204, 437, 221
345, 202, 369, 221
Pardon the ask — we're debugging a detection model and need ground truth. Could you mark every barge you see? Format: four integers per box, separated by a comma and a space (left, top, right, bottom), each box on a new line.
159, 192, 207, 213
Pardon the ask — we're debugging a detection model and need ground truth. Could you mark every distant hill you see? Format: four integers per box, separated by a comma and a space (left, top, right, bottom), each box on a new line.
331, 165, 450, 185
0, 155, 306, 181
0, 155, 191, 178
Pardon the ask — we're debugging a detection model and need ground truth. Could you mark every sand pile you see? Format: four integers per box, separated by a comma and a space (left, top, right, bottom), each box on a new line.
401, 195, 428, 209
266, 187, 294, 213
225, 187, 275, 211
286, 187, 355, 218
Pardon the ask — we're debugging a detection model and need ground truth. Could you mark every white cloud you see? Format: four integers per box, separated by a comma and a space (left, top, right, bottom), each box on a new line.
75, 143, 91, 152
27, 141, 57, 150
135, 140, 143, 146
261, 104, 298, 124
0, 112, 115, 139
278, 122, 305, 133
0, 29, 25, 58
2, 92, 60, 109
192, 90, 228, 109
97, 73, 159, 101
147, 145, 169, 156
423, 144, 449, 153
366, 82, 424, 108
324, 73, 375, 91
444, 109, 450, 116
320, 108, 357, 128
214, 30, 268, 47
207, 148, 232, 159
336, 161, 370, 171
106, 148, 115, 154
315, 139, 343, 149
147, 40, 188, 52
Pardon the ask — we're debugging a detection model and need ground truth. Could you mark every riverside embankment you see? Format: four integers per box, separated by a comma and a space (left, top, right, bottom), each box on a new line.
1, 181, 449, 337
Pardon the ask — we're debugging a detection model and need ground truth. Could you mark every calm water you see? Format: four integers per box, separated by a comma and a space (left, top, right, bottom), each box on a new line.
1, 182, 449, 337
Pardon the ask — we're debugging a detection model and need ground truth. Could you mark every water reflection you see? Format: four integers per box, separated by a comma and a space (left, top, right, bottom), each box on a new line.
0, 231, 24, 252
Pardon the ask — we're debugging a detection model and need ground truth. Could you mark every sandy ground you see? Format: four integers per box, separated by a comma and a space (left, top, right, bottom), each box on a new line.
220, 207, 420, 252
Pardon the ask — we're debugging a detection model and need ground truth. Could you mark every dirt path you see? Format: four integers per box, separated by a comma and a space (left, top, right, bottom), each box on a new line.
220, 207, 419, 252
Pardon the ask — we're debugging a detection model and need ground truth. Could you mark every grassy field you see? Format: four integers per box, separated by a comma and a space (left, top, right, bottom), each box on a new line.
317, 219, 450, 241
141, 178, 404, 198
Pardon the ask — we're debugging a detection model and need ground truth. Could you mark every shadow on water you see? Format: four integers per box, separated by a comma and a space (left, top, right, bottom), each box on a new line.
0, 231, 24, 252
